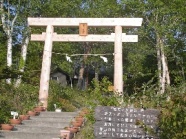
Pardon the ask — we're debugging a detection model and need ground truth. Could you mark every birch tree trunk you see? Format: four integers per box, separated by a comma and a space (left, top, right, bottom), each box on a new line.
156, 33, 170, 94
15, 36, 29, 87
160, 40, 166, 94
0, 0, 18, 84
165, 57, 170, 85
156, 34, 162, 94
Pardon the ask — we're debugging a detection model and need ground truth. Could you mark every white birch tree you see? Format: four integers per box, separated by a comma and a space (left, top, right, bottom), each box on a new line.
156, 33, 170, 94
0, 0, 18, 83
0, 0, 33, 86
15, 35, 29, 86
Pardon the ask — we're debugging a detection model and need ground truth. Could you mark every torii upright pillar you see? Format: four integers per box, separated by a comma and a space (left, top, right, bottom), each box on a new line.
39, 25, 53, 107
114, 26, 123, 95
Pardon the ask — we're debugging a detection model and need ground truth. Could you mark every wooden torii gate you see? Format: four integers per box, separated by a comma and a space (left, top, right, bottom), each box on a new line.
28, 18, 142, 108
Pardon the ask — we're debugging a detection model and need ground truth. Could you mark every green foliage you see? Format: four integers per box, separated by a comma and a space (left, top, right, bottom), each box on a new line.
121, 0, 186, 86
158, 88, 186, 138
123, 82, 186, 138
87, 77, 119, 108
11, 84, 39, 114
18, 57, 25, 69
0, 66, 22, 79
0, 29, 7, 75
48, 77, 118, 112
47, 81, 77, 111
0, 83, 38, 123
0, 84, 12, 123
58, 98, 77, 112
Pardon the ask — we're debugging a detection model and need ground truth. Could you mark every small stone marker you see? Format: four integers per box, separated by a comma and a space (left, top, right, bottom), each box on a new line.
94, 106, 160, 139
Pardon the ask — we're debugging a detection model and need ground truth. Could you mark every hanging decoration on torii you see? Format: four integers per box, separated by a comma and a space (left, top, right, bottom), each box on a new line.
28, 18, 143, 108
65, 54, 109, 63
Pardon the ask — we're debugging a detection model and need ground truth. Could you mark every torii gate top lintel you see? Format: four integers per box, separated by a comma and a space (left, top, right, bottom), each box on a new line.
28, 17, 143, 27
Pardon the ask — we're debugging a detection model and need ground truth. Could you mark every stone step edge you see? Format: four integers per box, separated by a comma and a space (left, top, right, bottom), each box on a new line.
14, 124, 69, 128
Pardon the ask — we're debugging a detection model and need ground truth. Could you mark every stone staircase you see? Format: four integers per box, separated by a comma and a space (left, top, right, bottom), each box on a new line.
0, 111, 78, 139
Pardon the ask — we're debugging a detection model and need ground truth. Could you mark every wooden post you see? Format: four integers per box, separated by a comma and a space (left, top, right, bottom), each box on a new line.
39, 25, 53, 108
114, 26, 123, 95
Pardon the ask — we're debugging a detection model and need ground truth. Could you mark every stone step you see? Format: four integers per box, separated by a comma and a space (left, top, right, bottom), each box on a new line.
21, 120, 71, 128
0, 111, 79, 139
38, 112, 78, 117
13, 125, 65, 133
0, 131, 60, 139
30, 116, 74, 122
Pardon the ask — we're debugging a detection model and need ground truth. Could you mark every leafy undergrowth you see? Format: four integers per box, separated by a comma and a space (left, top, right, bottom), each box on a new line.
122, 83, 186, 139
0, 82, 39, 123
47, 77, 119, 112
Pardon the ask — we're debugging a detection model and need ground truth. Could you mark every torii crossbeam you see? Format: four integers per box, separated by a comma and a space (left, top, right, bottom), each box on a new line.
28, 18, 143, 108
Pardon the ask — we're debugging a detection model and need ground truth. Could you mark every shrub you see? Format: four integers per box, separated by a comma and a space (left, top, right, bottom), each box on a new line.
87, 77, 119, 108
47, 81, 78, 111
123, 82, 186, 138
158, 91, 186, 139
0, 83, 38, 123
